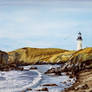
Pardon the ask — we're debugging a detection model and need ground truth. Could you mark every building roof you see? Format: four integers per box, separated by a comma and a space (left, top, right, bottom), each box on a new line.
78, 32, 81, 35
77, 36, 83, 40
77, 32, 83, 40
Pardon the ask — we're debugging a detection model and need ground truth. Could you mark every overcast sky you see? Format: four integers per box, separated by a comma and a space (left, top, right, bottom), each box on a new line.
0, 0, 92, 51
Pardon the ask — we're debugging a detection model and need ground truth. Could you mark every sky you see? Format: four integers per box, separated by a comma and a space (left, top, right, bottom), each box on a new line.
0, 0, 92, 51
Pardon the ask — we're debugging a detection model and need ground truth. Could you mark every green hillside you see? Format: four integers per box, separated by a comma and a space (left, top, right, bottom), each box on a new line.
8, 47, 74, 64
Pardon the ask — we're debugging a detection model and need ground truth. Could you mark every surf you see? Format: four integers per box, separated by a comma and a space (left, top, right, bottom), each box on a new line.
0, 70, 42, 92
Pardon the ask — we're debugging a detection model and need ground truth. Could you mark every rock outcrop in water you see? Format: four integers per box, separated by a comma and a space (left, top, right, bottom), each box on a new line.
0, 64, 24, 71
0, 50, 8, 65
0, 50, 24, 71
36, 88, 48, 91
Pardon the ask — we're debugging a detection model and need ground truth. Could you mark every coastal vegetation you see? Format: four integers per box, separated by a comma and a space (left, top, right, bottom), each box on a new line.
1, 47, 92, 69
61, 47, 92, 73
0, 47, 92, 91
8, 47, 74, 64
0, 47, 92, 69
45, 47, 92, 92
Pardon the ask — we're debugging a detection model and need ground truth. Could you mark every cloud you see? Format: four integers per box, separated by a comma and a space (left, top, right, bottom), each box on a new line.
0, 19, 79, 40
0, 0, 92, 8
26, 41, 54, 48
0, 0, 92, 51
52, 8, 92, 13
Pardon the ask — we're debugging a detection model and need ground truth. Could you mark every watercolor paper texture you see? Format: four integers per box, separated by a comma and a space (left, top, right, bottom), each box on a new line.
0, 0, 92, 92
0, 0, 92, 51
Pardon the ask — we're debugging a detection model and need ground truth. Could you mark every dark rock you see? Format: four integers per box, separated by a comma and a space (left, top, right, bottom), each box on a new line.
0, 50, 8, 65
9, 64, 17, 67
61, 81, 67, 84
80, 84, 89, 89
89, 90, 92, 92
26, 88, 32, 91
42, 84, 58, 86
69, 74, 75, 78
30, 67, 37, 70
65, 72, 75, 78
0, 65, 9, 71
63, 81, 67, 84
16, 67, 24, 71
66, 72, 73, 75
36, 88, 48, 91
0, 64, 24, 71
68, 80, 71, 82
45, 68, 55, 74
45, 67, 62, 75
74, 84, 89, 91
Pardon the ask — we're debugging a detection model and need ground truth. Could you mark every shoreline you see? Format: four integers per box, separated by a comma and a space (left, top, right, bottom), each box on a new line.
63, 68, 92, 92
1, 63, 92, 92
0, 64, 75, 92
0, 63, 62, 71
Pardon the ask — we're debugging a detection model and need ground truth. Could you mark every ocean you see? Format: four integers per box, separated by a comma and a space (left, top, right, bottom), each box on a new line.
0, 65, 75, 92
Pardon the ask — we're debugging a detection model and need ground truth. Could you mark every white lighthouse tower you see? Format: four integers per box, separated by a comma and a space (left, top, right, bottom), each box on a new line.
77, 32, 83, 50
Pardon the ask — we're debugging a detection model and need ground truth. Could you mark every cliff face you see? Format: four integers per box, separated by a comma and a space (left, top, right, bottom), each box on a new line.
61, 47, 92, 73
0, 50, 8, 65
8, 47, 74, 64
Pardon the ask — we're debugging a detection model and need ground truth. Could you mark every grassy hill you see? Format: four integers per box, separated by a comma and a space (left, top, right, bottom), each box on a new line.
8, 47, 74, 64
62, 47, 92, 72
69, 47, 92, 63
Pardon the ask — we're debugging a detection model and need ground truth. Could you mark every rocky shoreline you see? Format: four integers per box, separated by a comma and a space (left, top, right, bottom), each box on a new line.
0, 47, 92, 92
0, 64, 24, 71
45, 65, 92, 92
1, 63, 91, 92
63, 69, 92, 92
0, 64, 92, 92
45, 48, 92, 92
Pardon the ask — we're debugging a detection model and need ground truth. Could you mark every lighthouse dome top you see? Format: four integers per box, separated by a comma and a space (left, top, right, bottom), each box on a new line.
77, 32, 83, 40
78, 32, 81, 35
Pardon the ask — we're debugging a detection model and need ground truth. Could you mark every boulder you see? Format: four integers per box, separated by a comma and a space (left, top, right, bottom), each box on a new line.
30, 67, 37, 70
42, 84, 58, 86
26, 88, 32, 91
45, 67, 62, 75
45, 68, 55, 74
80, 84, 89, 89
36, 88, 48, 91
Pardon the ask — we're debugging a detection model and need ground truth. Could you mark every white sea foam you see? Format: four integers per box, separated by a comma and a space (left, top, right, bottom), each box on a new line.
0, 65, 75, 92
0, 70, 42, 92
17, 70, 42, 92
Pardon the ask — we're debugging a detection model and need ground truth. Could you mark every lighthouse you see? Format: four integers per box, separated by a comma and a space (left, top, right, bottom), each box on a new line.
77, 32, 83, 50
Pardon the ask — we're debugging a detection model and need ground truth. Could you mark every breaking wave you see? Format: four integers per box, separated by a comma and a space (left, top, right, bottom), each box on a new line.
0, 70, 42, 92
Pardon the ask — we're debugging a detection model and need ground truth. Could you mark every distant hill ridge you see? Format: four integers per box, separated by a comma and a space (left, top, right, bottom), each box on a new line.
8, 47, 74, 64
0, 47, 92, 66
